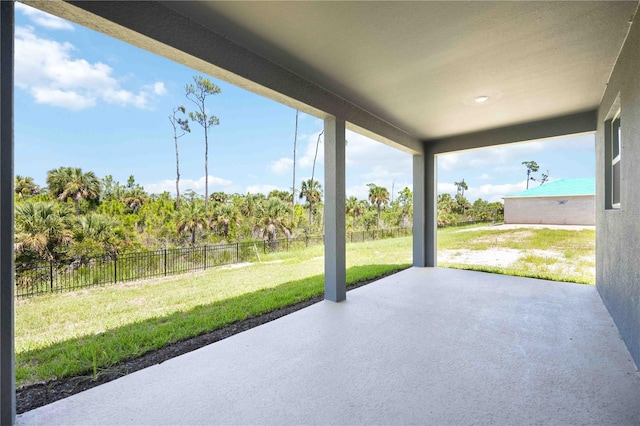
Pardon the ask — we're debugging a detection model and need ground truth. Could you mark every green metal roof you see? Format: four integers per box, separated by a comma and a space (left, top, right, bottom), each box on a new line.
504, 178, 595, 198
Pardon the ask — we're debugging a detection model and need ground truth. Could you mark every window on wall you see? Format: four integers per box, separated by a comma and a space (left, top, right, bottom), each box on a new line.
604, 110, 622, 209
608, 111, 621, 209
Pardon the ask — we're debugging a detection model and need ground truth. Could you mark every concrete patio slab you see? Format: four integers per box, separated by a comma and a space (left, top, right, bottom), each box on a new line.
17, 267, 640, 425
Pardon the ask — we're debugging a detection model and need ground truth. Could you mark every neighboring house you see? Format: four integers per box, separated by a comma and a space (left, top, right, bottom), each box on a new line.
503, 178, 595, 225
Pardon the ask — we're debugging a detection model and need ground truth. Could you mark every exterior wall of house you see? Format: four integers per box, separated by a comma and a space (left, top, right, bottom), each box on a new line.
504, 196, 595, 225
596, 6, 640, 368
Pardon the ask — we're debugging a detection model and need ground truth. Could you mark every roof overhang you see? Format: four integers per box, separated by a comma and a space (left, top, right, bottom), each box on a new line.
22, 1, 639, 155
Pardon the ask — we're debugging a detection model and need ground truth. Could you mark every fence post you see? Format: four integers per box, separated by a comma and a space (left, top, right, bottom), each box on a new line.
164, 249, 167, 276
236, 242, 239, 263
49, 261, 53, 292
113, 256, 117, 284
204, 245, 208, 270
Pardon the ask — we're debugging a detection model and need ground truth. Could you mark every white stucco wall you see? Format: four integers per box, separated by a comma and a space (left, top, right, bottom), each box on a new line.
504, 196, 595, 225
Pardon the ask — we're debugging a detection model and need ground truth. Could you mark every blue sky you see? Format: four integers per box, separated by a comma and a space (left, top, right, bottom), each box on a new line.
14, 4, 595, 203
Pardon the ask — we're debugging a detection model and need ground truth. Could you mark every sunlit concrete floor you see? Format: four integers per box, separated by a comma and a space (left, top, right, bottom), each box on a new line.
17, 267, 640, 425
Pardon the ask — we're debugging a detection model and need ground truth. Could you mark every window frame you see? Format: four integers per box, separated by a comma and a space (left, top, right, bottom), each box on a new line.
611, 112, 621, 209
605, 109, 621, 210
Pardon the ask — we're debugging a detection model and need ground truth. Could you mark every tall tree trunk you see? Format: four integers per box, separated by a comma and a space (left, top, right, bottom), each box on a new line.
308, 130, 324, 229
175, 137, 181, 209
292, 110, 298, 224
310, 131, 323, 190
377, 204, 381, 228
204, 125, 209, 211
74, 199, 80, 216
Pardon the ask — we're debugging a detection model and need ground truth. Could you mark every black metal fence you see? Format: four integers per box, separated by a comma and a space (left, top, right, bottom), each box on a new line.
15, 227, 412, 298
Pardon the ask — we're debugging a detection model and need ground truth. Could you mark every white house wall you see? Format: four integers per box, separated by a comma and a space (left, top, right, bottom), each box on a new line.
596, 4, 640, 367
504, 196, 595, 226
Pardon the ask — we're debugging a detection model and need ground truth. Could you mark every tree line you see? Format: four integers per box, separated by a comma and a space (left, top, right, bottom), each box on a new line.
437, 178, 504, 227
13, 170, 415, 266
15, 166, 507, 266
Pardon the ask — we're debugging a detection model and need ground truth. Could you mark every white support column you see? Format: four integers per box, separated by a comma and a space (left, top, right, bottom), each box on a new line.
0, 2, 15, 424
324, 117, 346, 302
413, 148, 436, 267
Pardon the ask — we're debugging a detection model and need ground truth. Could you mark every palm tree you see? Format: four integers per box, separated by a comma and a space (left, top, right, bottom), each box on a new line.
239, 193, 264, 220
211, 203, 238, 238
346, 196, 364, 229
46, 167, 101, 215
169, 106, 190, 209
367, 183, 390, 228
14, 201, 73, 262
268, 189, 292, 204
175, 201, 207, 246
256, 198, 290, 249
15, 175, 40, 198
299, 179, 323, 226
437, 193, 457, 227
210, 191, 228, 204
454, 179, 468, 196
69, 213, 120, 260
122, 186, 148, 214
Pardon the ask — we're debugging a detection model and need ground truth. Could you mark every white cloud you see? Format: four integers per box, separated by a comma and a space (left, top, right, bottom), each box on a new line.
269, 157, 293, 175
438, 154, 459, 172
103, 88, 149, 108
343, 131, 412, 201
246, 184, 281, 195
438, 141, 551, 173
16, 3, 74, 31
438, 182, 457, 195
151, 82, 167, 96
15, 26, 165, 111
346, 183, 371, 200
359, 166, 409, 182
30, 87, 95, 110
298, 131, 325, 169
478, 173, 492, 180
473, 181, 527, 202
144, 175, 233, 195
345, 131, 411, 177
438, 181, 527, 203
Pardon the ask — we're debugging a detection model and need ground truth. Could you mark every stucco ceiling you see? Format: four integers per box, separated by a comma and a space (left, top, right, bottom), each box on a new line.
161, 1, 636, 140
26, 1, 639, 145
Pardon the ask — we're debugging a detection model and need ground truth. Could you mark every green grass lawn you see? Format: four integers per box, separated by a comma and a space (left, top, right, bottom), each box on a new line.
15, 237, 412, 387
15, 226, 595, 387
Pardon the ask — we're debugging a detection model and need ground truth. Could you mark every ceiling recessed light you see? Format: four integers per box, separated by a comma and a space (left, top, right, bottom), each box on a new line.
474, 96, 490, 103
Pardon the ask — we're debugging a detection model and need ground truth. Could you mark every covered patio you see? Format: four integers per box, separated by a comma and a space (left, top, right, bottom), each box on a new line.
16, 268, 640, 425
3, 1, 640, 423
